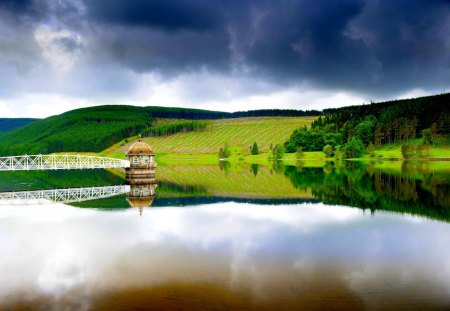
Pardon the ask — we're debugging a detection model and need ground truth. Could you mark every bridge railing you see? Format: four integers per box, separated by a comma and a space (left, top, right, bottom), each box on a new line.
0, 154, 130, 171
0, 185, 131, 205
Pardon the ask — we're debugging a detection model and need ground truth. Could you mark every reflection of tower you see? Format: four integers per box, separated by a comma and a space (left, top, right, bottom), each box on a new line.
125, 140, 156, 184
126, 183, 157, 215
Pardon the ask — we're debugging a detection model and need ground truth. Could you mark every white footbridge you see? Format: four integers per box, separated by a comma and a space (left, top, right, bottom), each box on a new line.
0, 185, 130, 205
0, 154, 130, 171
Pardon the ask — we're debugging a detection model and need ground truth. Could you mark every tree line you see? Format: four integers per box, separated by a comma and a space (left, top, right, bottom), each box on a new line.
141, 121, 208, 137
146, 107, 320, 119
284, 93, 450, 158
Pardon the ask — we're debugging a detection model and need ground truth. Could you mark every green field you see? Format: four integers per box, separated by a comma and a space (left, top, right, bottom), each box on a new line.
105, 116, 316, 157
152, 152, 328, 166
359, 138, 450, 160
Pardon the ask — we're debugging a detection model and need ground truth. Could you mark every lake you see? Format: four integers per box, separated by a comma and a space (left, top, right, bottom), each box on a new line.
0, 161, 449, 310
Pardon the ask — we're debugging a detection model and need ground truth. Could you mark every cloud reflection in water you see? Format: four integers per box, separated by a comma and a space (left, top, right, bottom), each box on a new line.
0, 202, 449, 309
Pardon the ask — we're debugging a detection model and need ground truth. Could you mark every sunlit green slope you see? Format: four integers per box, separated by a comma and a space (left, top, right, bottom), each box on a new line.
106, 116, 316, 156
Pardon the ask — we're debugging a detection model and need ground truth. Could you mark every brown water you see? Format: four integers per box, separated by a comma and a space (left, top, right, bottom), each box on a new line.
0, 202, 449, 310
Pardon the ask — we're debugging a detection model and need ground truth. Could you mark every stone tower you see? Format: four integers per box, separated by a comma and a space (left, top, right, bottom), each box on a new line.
125, 139, 156, 184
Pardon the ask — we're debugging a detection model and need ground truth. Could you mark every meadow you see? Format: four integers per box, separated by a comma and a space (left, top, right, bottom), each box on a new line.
105, 116, 316, 157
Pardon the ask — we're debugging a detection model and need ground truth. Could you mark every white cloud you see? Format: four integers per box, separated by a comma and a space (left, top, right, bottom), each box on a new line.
0, 93, 94, 118
0, 101, 17, 117
1, 67, 444, 119
133, 72, 366, 112
34, 25, 83, 71
0, 69, 368, 118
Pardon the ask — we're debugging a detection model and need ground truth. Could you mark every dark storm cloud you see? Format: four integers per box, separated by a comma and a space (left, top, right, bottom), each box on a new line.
0, 0, 449, 98
84, 0, 224, 31
78, 0, 450, 96
0, 0, 33, 12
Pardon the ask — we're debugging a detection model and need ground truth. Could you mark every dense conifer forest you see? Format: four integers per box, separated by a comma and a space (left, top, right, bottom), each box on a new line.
0, 118, 38, 133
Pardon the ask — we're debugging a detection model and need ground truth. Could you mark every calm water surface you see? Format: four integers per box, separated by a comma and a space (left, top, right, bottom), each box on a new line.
0, 162, 449, 310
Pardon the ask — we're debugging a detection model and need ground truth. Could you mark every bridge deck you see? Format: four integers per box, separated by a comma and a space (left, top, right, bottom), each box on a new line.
0, 154, 130, 171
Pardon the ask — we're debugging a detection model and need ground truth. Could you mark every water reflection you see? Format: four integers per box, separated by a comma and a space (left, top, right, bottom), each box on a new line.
155, 162, 450, 221
0, 179, 157, 214
0, 163, 448, 222
0, 163, 449, 309
0, 202, 449, 310
127, 183, 157, 215
284, 162, 450, 221
0, 185, 130, 205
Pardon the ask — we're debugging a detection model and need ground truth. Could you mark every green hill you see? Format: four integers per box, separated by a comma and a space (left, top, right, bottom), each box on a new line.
0, 105, 318, 156
0, 106, 154, 155
0, 118, 38, 133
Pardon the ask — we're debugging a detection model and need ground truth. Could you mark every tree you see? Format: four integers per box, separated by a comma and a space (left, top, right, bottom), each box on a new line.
323, 144, 333, 157
295, 146, 304, 159
374, 126, 384, 146
355, 115, 377, 145
219, 142, 231, 159
272, 144, 285, 160
251, 163, 259, 177
251, 142, 259, 155
334, 146, 344, 163
344, 137, 365, 159
430, 122, 438, 143
367, 142, 375, 157
429, 122, 444, 146
416, 144, 429, 158
421, 129, 432, 146
401, 144, 416, 158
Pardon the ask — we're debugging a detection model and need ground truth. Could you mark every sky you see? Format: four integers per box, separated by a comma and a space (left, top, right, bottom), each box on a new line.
0, 0, 449, 118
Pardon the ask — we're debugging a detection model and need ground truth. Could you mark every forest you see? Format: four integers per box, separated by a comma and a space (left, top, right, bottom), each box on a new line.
285, 93, 450, 158
141, 120, 208, 137
0, 118, 38, 133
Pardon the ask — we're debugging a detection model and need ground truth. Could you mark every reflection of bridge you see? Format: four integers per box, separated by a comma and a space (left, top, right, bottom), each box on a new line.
0, 185, 130, 205
0, 154, 130, 171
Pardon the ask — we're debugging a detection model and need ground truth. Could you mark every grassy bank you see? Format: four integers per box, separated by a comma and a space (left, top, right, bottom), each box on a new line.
359, 138, 450, 159
104, 142, 449, 167
154, 152, 328, 167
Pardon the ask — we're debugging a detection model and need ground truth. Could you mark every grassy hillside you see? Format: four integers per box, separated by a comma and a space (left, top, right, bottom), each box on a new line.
0, 106, 155, 155
105, 116, 316, 157
0, 118, 38, 133
0, 105, 318, 156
